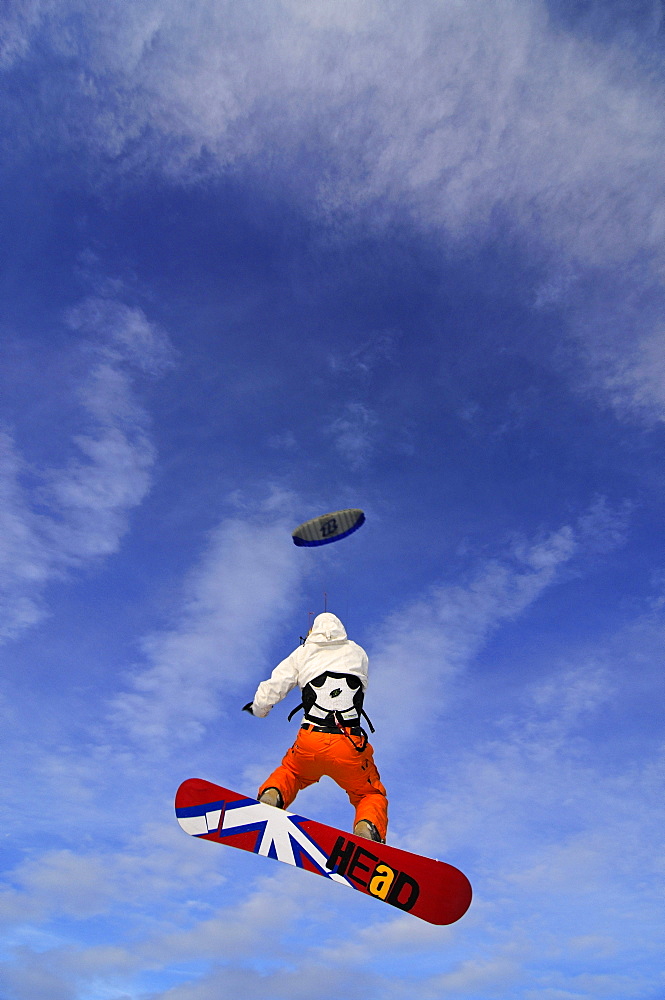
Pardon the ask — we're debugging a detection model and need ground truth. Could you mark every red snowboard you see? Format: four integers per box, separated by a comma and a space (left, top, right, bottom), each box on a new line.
175, 778, 472, 925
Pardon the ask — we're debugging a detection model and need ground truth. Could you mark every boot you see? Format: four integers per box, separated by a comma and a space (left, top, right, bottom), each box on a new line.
354, 819, 383, 842
258, 787, 283, 809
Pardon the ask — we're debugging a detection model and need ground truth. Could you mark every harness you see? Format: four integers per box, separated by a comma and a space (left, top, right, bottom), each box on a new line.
288, 670, 375, 753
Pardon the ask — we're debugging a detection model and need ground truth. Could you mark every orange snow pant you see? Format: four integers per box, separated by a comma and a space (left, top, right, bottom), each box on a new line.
258, 726, 388, 842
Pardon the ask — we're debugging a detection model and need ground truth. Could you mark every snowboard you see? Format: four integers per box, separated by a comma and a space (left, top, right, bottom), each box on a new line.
175, 778, 472, 925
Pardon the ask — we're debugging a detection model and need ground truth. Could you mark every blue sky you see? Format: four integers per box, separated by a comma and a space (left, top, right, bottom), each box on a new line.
1, 1, 664, 997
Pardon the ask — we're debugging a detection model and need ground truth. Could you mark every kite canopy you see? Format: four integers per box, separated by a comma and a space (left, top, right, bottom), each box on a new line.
292, 509, 365, 547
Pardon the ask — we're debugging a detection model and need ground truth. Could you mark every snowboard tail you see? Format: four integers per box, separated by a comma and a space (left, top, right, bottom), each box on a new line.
175, 778, 472, 925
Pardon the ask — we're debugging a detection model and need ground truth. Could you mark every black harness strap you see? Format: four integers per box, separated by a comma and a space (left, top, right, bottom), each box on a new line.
360, 708, 375, 733
288, 702, 304, 722
332, 712, 369, 753
288, 702, 374, 731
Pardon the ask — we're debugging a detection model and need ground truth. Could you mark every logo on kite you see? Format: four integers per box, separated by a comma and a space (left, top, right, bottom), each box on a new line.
292, 509, 365, 547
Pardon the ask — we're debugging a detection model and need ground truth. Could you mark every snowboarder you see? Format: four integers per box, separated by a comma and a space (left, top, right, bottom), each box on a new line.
243, 612, 388, 843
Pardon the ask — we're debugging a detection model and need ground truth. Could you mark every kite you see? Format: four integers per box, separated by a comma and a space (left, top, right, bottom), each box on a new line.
292, 509, 365, 547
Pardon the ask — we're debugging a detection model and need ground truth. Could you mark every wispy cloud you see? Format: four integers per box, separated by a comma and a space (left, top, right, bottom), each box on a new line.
4, 2, 665, 422
400, 604, 665, 920
110, 505, 304, 749
404, 684, 665, 997
0, 0, 45, 70
5, 2, 663, 271
66, 296, 175, 376
369, 499, 630, 741
327, 332, 399, 377
326, 402, 378, 469
0, 294, 173, 640
0, 822, 223, 928
0, 852, 327, 1000
591, 321, 665, 424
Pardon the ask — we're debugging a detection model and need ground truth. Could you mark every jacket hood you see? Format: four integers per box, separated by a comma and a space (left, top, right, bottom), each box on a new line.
306, 612, 348, 644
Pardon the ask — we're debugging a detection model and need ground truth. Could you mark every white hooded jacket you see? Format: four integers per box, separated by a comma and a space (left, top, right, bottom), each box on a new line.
251, 612, 369, 719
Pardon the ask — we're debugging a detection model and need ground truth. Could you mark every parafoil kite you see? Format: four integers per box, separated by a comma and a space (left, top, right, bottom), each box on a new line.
292, 509, 365, 547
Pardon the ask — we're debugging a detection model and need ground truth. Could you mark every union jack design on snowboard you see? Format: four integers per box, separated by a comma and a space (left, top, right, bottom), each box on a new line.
175, 778, 472, 925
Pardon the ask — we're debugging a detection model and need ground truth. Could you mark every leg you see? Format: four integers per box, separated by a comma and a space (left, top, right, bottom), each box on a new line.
324, 739, 389, 842
257, 737, 322, 809
346, 758, 389, 842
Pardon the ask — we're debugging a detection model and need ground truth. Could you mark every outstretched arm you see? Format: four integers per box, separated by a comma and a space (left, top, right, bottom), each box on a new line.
245, 650, 300, 717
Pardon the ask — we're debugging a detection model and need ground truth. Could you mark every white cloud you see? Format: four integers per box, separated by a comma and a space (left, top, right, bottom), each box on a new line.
5, 2, 662, 270
327, 332, 399, 377
0, 431, 54, 637
0, 0, 50, 70
0, 851, 115, 922
426, 956, 522, 997
313, 910, 457, 969
326, 402, 378, 468
0, 296, 172, 641
268, 430, 298, 451
397, 616, 665, 965
599, 325, 665, 423
138, 874, 301, 966
0, 820, 225, 928
0, 858, 330, 1000
4, 2, 665, 420
369, 500, 629, 742
0, 961, 74, 1000
110, 508, 303, 748
66, 297, 176, 376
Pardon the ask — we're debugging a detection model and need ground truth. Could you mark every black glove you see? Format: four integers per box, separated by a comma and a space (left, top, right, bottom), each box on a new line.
242, 702, 254, 715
